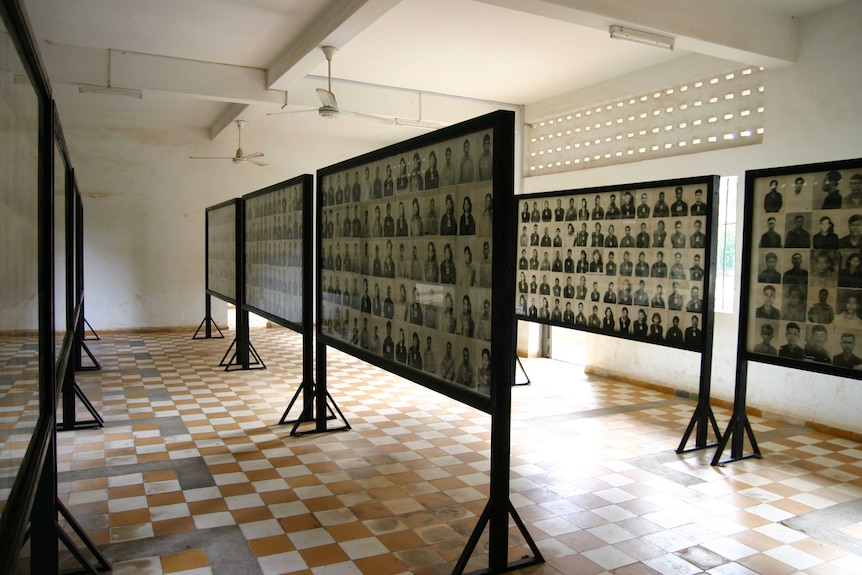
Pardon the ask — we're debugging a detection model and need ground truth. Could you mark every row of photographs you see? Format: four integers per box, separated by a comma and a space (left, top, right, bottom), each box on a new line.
321, 312, 492, 396
750, 285, 862, 325
749, 319, 862, 368
321, 237, 493, 289
521, 296, 703, 348
754, 210, 862, 250
520, 186, 709, 222
207, 206, 237, 299
246, 267, 301, 295
320, 280, 493, 343
521, 218, 706, 250
516, 275, 704, 314
518, 247, 705, 282
752, 248, 862, 289
246, 185, 303, 219
755, 171, 862, 214
246, 217, 303, 242
321, 187, 493, 240
246, 289, 302, 326
319, 132, 494, 207
207, 260, 237, 301
246, 241, 303, 267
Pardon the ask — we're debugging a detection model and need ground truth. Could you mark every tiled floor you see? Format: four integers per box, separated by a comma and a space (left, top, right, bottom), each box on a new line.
18, 326, 862, 574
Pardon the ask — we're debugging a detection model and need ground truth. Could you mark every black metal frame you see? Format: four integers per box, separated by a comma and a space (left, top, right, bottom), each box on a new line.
73, 188, 101, 371
202, 199, 255, 370
316, 110, 540, 573
514, 177, 722, 453
0, 5, 110, 569
239, 174, 333, 430
0, 5, 53, 571
715, 157, 862, 465
58, 166, 103, 431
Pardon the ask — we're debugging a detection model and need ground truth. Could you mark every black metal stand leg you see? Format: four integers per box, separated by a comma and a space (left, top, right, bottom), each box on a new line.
77, 340, 101, 372
712, 359, 761, 466
451, 499, 544, 575
58, 382, 104, 431
222, 339, 266, 371
711, 411, 761, 466
192, 316, 224, 340
82, 318, 100, 341
57, 499, 111, 574
676, 401, 722, 453
290, 389, 350, 436
513, 356, 531, 386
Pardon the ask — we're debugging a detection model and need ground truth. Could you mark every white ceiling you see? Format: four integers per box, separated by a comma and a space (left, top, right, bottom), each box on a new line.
21, 0, 850, 145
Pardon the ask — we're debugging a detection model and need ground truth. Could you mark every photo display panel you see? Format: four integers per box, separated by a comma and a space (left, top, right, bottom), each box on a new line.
206, 200, 238, 303
318, 112, 514, 408
742, 159, 862, 377
243, 176, 310, 329
0, 46, 41, 522
514, 177, 717, 351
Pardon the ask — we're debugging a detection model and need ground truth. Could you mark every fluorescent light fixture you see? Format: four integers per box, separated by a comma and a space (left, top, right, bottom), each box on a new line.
394, 118, 446, 130
609, 25, 674, 50
78, 84, 143, 99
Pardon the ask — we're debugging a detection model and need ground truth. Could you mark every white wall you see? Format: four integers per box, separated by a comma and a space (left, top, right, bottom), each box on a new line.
67, 117, 386, 331
523, 1, 862, 433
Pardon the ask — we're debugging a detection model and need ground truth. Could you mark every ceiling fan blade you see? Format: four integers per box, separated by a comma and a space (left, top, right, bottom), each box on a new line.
189, 156, 235, 160
240, 152, 264, 160
339, 109, 397, 125
316, 88, 338, 108
248, 159, 269, 167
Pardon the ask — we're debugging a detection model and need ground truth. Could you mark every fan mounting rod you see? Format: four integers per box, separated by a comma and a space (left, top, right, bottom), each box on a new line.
235, 119, 247, 155
321, 46, 337, 93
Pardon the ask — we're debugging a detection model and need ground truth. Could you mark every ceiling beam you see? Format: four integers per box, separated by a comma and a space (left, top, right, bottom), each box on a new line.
476, 0, 798, 68
265, 0, 402, 91
40, 41, 285, 106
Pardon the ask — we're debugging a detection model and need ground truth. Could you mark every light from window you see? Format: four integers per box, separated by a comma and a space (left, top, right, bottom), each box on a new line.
715, 176, 738, 313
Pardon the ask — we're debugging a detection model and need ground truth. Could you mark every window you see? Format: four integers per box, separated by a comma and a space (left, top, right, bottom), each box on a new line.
526, 66, 765, 175
715, 176, 738, 313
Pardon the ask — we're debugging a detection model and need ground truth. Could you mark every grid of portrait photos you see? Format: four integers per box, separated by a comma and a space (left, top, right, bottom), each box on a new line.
746, 163, 862, 372
514, 183, 712, 350
206, 202, 237, 301
244, 181, 304, 326
319, 130, 495, 396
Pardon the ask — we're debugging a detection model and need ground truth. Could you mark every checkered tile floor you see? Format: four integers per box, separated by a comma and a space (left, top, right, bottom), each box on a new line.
18, 326, 862, 574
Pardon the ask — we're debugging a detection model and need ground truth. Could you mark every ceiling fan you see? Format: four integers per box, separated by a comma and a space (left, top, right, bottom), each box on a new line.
189, 120, 268, 166
268, 46, 445, 130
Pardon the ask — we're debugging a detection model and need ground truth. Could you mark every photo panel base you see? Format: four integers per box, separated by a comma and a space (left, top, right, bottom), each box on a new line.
676, 399, 722, 453
219, 338, 266, 371
278, 379, 338, 427
452, 500, 544, 575
56, 381, 105, 431
711, 411, 762, 466
192, 314, 225, 340
288, 387, 351, 437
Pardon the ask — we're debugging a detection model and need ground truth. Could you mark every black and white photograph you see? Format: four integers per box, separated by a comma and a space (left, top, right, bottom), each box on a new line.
744, 159, 862, 376
514, 178, 716, 351
319, 119, 509, 400
244, 177, 308, 327
206, 200, 238, 302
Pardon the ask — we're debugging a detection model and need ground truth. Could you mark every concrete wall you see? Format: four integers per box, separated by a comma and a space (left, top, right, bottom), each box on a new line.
67, 118, 383, 330
522, 1, 862, 434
